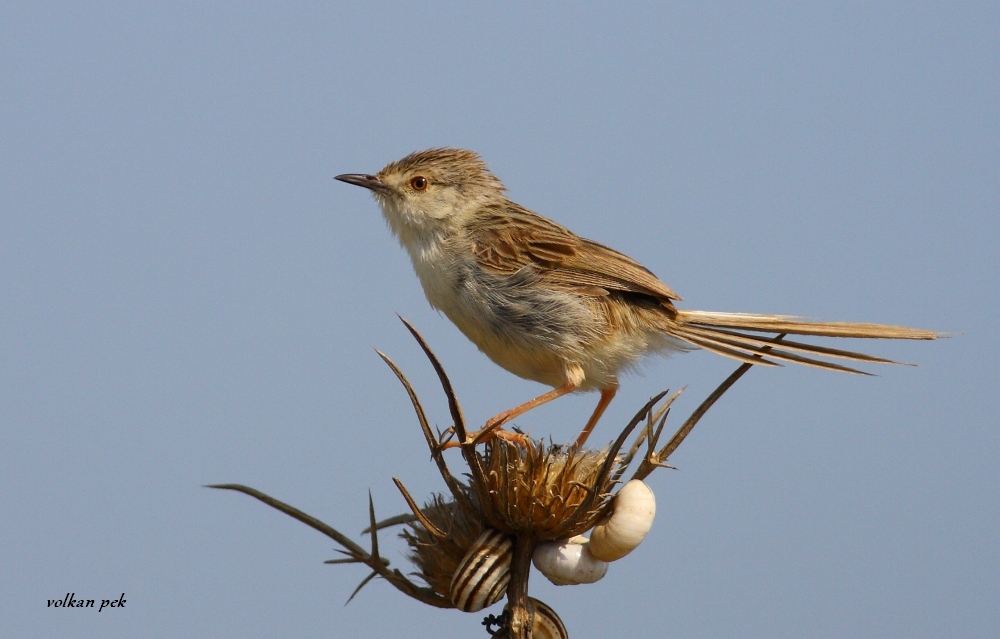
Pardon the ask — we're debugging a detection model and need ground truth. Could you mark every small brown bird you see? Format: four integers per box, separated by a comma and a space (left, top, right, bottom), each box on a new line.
336, 148, 938, 446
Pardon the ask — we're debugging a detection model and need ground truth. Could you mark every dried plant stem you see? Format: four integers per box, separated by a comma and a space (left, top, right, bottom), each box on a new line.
505, 533, 536, 639
375, 348, 473, 512
398, 316, 491, 491
632, 333, 787, 481
205, 483, 451, 608
561, 391, 668, 531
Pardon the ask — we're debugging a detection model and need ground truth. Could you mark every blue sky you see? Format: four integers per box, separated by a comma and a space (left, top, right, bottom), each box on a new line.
2, 3, 996, 638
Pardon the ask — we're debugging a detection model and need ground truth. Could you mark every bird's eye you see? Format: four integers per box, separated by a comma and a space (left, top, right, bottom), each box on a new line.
410, 176, 428, 191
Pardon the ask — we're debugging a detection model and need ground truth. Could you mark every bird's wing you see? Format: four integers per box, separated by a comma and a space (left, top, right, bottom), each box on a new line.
468, 203, 682, 301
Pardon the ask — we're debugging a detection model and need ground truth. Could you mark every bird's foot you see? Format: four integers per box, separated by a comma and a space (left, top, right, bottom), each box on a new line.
437, 415, 529, 449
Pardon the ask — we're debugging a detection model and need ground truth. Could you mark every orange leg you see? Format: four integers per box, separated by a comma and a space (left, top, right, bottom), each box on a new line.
461, 380, 580, 446
573, 385, 618, 448
439, 427, 531, 450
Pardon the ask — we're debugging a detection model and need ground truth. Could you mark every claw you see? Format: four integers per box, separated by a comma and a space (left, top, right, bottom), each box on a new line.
437, 426, 531, 450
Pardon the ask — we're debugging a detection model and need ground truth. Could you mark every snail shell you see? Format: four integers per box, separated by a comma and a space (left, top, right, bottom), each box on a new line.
588, 479, 656, 562
449, 528, 512, 612
503, 597, 569, 639
529, 598, 569, 639
532, 535, 608, 586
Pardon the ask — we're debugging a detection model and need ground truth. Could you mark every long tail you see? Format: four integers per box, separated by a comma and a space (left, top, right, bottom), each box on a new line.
671, 310, 940, 374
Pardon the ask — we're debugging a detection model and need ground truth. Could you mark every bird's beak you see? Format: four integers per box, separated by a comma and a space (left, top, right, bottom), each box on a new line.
334, 173, 390, 193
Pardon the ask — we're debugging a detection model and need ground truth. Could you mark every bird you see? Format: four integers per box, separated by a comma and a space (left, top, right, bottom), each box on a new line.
335, 148, 939, 447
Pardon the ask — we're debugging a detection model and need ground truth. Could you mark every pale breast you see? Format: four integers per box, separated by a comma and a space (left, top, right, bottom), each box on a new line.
409, 247, 594, 382
405, 241, 686, 390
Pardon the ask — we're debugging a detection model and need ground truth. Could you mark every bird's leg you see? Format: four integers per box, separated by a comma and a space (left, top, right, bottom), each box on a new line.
481, 381, 578, 436
573, 384, 618, 448
442, 380, 580, 449
438, 427, 530, 450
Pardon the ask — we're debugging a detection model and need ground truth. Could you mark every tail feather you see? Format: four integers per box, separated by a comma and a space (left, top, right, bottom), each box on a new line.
677, 324, 898, 363
671, 309, 940, 374
677, 310, 939, 340
669, 328, 783, 368
671, 325, 872, 374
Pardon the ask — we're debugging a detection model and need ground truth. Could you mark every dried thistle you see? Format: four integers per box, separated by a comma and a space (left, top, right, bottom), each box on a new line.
209, 318, 775, 637
399, 491, 484, 600
477, 439, 614, 539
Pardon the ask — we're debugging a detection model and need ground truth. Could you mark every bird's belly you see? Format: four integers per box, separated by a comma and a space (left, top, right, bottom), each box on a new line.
415, 260, 597, 386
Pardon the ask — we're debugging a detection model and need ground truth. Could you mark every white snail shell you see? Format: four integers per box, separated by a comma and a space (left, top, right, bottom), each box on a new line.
449, 528, 512, 612
529, 598, 568, 639
532, 535, 608, 586
588, 479, 656, 562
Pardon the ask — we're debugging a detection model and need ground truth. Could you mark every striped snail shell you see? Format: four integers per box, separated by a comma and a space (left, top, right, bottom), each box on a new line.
588, 479, 656, 562
528, 598, 569, 639
532, 535, 608, 586
449, 528, 512, 612
501, 597, 569, 639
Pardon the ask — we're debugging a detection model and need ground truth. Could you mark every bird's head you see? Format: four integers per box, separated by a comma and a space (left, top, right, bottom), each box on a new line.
336, 148, 507, 246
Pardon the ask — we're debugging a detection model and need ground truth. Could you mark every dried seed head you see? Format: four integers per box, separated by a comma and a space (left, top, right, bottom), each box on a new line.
400, 492, 486, 602
475, 439, 619, 540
